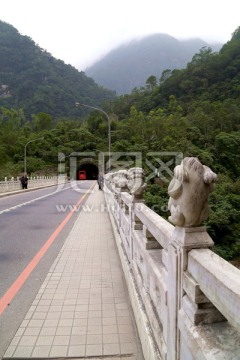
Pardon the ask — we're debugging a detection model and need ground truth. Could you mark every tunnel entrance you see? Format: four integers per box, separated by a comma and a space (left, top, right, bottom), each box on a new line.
77, 162, 99, 180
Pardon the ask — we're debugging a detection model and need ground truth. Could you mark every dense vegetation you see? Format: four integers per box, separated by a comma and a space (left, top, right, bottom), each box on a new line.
0, 21, 115, 117
0, 22, 239, 262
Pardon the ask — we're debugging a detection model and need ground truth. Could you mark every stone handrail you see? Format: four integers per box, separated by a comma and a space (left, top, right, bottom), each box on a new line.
0, 175, 66, 193
187, 249, 240, 331
104, 163, 240, 360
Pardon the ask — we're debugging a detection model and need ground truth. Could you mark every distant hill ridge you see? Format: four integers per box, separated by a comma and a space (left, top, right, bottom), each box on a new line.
0, 20, 115, 118
85, 33, 223, 94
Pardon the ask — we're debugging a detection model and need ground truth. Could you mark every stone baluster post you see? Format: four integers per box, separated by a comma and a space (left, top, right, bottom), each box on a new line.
166, 157, 217, 360
5, 177, 8, 190
127, 167, 147, 261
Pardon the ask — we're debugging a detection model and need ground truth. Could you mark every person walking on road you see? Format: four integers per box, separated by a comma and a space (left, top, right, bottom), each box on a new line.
20, 174, 28, 189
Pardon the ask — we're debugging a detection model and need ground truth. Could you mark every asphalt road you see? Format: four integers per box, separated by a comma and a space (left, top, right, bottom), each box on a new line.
0, 180, 95, 358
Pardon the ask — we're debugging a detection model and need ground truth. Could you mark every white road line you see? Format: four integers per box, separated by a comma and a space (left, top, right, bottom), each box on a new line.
0, 186, 72, 215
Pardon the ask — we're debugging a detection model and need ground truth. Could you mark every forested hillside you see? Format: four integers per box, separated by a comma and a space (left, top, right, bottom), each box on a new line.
0, 21, 115, 117
0, 25, 239, 262
85, 33, 222, 94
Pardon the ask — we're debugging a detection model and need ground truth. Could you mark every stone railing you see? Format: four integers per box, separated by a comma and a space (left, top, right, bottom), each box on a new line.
0, 175, 67, 193
104, 159, 240, 360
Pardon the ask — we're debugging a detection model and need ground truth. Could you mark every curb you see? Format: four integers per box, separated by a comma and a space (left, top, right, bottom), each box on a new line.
0, 182, 67, 198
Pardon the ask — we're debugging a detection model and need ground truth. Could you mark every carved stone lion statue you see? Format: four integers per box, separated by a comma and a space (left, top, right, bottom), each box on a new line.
168, 157, 217, 227
127, 167, 147, 202
104, 172, 115, 190
114, 170, 129, 192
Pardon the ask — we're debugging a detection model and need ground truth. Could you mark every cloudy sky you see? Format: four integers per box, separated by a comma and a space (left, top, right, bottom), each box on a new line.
1, 0, 239, 71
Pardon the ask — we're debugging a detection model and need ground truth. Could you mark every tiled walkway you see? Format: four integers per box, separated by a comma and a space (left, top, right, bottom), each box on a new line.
3, 185, 144, 359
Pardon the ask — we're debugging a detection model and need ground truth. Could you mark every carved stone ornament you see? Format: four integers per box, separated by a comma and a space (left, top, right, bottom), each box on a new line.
127, 167, 147, 202
114, 170, 129, 192
168, 157, 217, 227
104, 172, 114, 190
109, 172, 119, 190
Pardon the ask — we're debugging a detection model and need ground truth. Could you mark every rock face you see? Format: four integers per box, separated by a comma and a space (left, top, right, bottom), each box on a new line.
168, 157, 217, 227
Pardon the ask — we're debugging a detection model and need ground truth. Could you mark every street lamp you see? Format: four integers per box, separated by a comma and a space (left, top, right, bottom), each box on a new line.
75, 102, 111, 171
24, 137, 44, 175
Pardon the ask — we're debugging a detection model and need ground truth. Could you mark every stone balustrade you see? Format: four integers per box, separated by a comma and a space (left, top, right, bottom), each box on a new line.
104, 159, 240, 360
0, 175, 66, 193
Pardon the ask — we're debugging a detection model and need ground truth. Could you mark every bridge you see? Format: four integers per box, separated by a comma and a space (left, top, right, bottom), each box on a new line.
103, 159, 240, 360
0, 175, 66, 195
0, 157, 239, 359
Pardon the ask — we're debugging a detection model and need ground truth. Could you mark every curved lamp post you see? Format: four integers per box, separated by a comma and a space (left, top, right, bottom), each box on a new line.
75, 102, 111, 171
24, 137, 44, 175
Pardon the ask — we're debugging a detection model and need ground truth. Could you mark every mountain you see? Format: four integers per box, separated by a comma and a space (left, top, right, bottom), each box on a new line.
0, 21, 115, 118
85, 33, 223, 95
155, 27, 240, 105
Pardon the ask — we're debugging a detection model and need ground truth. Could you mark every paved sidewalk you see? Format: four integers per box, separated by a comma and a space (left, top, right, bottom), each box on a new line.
3, 186, 144, 359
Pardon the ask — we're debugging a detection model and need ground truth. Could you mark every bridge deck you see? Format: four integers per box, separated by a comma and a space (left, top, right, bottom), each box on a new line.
4, 185, 144, 359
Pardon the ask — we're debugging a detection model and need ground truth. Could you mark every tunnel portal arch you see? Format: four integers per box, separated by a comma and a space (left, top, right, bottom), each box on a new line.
77, 161, 99, 180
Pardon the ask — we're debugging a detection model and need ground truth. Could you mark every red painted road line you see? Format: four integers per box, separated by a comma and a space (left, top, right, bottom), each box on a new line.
0, 183, 95, 316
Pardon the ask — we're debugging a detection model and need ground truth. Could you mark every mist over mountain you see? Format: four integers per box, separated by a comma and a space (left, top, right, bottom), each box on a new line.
0, 21, 115, 118
85, 33, 223, 95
